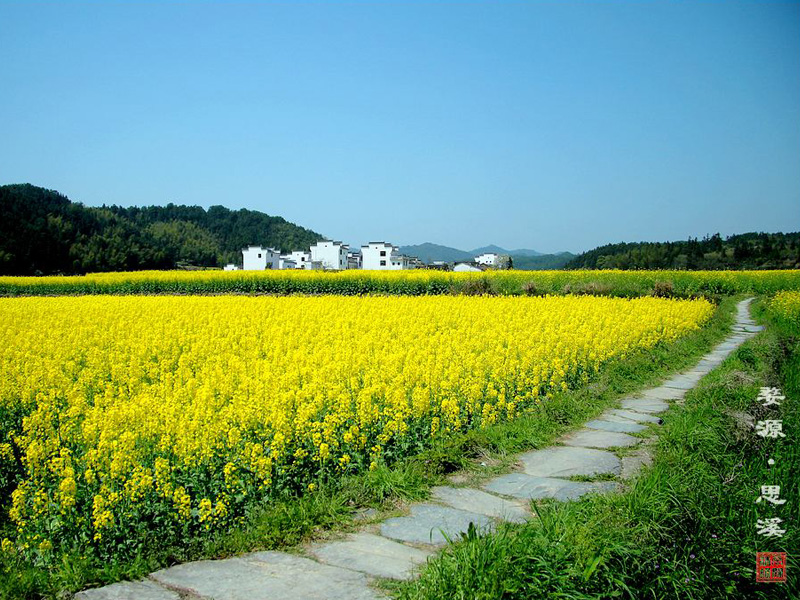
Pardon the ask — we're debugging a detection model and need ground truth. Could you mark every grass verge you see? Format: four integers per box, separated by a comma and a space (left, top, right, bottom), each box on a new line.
0, 297, 738, 599
392, 298, 798, 599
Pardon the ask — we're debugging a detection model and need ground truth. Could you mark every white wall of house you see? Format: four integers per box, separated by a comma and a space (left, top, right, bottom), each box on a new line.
242, 246, 280, 270
362, 242, 401, 270
223, 264, 239, 271
279, 258, 297, 270
475, 253, 499, 266
347, 251, 362, 270
310, 240, 348, 270
454, 262, 484, 272
285, 251, 312, 270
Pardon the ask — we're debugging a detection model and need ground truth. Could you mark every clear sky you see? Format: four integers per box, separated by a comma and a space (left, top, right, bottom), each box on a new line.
1, 1, 798, 253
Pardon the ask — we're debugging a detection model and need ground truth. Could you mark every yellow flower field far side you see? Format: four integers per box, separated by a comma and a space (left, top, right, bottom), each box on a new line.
0, 294, 713, 560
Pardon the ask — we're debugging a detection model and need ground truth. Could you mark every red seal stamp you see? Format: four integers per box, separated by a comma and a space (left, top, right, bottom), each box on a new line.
756, 552, 787, 583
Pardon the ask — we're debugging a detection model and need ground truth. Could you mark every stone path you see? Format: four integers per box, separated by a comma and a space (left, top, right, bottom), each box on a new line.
75, 299, 761, 600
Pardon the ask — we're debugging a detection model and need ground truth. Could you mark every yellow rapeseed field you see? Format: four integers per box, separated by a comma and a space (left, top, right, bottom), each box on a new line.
0, 294, 713, 559
0, 268, 798, 296
770, 291, 800, 321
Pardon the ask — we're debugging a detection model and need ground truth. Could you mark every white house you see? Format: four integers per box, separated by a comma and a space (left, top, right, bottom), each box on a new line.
361, 242, 418, 270
282, 251, 313, 270
347, 250, 362, 270
242, 245, 280, 270
474, 253, 499, 267
310, 240, 348, 270
278, 257, 297, 270
454, 262, 487, 272
223, 263, 240, 271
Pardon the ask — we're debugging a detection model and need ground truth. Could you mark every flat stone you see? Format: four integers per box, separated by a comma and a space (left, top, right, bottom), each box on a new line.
308, 532, 431, 581
683, 368, 711, 377
662, 376, 699, 390
606, 409, 663, 424
733, 325, 763, 332
620, 398, 669, 413
640, 386, 686, 401
585, 419, 647, 434
597, 412, 643, 424
483, 473, 618, 501
620, 451, 654, 480
695, 359, 721, 371
431, 486, 530, 523
380, 504, 492, 547
561, 428, 640, 448
151, 552, 381, 600
518, 446, 621, 478
716, 343, 739, 351
75, 581, 179, 600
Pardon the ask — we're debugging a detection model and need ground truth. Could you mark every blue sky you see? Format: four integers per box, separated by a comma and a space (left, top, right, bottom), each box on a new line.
1, 1, 798, 254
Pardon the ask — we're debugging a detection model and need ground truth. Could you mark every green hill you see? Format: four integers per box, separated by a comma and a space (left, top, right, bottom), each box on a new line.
512, 252, 575, 270
566, 233, 800, 270
0, 184, 323, 275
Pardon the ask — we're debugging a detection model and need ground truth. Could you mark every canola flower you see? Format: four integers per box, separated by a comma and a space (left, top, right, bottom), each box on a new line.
770, 291, 800, 330
0, 268, 797, 297
0, 295, 713, 560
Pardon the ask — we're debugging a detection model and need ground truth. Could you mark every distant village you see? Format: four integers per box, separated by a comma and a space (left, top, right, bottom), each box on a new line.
224, 241, 508, 272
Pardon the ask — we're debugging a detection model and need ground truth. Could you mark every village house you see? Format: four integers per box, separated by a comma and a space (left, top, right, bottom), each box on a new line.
223, 263, 240, 271
242, 245, 280, 270
347, 250, 362, 270
278, 257, 297, 270
310, 240, 348, 270
360, 242, 418, 270
474, 252, 499, 267
453, 262, 488, 272
279, 251, 317, 270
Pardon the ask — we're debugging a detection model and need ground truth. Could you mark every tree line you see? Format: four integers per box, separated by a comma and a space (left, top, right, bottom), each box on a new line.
0, 184, 323, 275
566, 233, 800, 270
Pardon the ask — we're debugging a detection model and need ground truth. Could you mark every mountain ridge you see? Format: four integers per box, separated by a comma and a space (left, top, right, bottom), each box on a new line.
0, 183, 323, 275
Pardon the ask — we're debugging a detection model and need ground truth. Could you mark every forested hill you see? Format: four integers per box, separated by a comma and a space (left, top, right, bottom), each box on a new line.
566, 233, 800, 270
0, 184, 323, 275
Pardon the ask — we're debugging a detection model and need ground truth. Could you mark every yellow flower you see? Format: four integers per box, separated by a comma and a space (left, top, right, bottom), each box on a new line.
0, 292, 716, 554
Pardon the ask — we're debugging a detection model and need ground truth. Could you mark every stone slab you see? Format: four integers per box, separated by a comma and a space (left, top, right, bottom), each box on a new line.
75, 581, 179, 600
518, 446, 621, 478
308, 532, 431, 581
695, 359, 721, 372
585, 419, 647, 434
640, 386, 686, 401
431, 486, 530, 523
733, 325, 763, 332
683, 368, 711, 377
380, 504, 492, 547
561, 429, 640, 448
597, 412, 644, 425
483, 473, 618, 501
606, 409, 663, 424
662, 376, 699, 390
151, 552, 381, 600
620, 398, 669, 414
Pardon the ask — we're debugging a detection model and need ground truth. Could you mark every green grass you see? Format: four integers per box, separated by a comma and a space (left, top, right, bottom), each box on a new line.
392, 299, 799, 600
0, 297, 738, 599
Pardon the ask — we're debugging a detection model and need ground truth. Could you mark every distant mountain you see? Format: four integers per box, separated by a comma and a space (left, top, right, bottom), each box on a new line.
0, 183, 323, 275
398, 243, 473, 263
470, 245, 542, 257
399, 241, 570, 269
